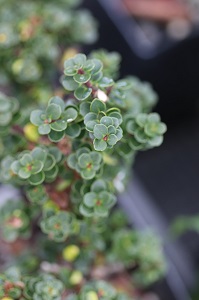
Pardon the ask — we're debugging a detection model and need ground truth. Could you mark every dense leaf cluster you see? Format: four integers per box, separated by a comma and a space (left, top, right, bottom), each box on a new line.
0, 0, 97, 105
0, 52, 167, 298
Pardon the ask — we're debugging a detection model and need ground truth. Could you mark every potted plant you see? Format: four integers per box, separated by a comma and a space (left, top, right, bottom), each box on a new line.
0, 52, 167, 299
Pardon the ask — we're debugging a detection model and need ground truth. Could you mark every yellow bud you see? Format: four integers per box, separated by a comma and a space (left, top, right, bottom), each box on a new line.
2, 297, 14, 300
24, 123, 40, 143
103, 153, 118, 166
62, 245, 80, 262
86, 291, 99, 300
0, 33, 7, 43
61, 48, 78, 65
43, 200, 59, 212
12, 59, 24, 74
69, 270, 83, 285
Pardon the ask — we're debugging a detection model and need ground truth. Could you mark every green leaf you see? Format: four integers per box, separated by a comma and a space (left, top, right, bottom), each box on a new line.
134, 128, 148, 143
83, 192, 96, 207
93, 124, 107, 139
48, 147, 62, 163
90, 99, 106, 114
63, 107, 78, 122
0, 112, 12, 126
115, 127, 123, 140
94, 206, 108, 217
107, 134, 118, 146
64, 58, 76, 69
99, 77, 114, 88
108, 112, 122, 125
0, 100, 10, 112
62, 76, 79, 91
108, 125, 116, 135
78, 153, 91, 168
90, 152, 102, 165
48, 130, 65, 142
147, 113, 160, 123
86, 120, 97, 132
74, 73, 91, 83
49, 96, 65, 111
73, 53, 86, 67
91, 71, 103, 82
91, 179, 106, 193
20, 154, 32, 166
126, 120, 137, 135
74, 86, 92, 101
50, 120, 67, 132
45, 165, 59, 181
93, 139, 107, 151
38, 123, 51, 135
79, 204, 93, 217
91, 59, 103, 74
80, 102, 90, 117
31, 147, 47, 162
18, 167, 31, 179
67, 153, 77, 169
65, 124, 81, 138
116, 80, 132, 90
136, 113, 147, 127
11, 160, 21, 173
46, 104, 62, 120
43, 154, 56, 171
117, 143, 134, 157
28, 172, 45, 185
30, 110, 43, 126
31, 160, 43, 174
100, 116, 113, 127
157, 123, 167, 134
83, 59, 95, 71
148, 135, 163, 147
81, 168, 95, 180
128, 137, 143, 150
84, 112, 97, 124
144, 123, 158, 137
64, 67, 77, 76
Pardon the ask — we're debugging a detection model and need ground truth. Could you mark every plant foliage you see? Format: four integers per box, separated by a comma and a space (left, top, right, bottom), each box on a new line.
0, 52, 167, 298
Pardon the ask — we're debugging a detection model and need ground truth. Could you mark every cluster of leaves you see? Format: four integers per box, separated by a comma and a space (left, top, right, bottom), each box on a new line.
0, 269, 64, 300
111, 230, 166, 286
123, 112, 167, 150
0, 0, 97, 106
67, 281, 130, 300
0, 52, 167, 235
89, 49, 122, 80
0, 93, 26, 157
0, 200, 31, 242
30, 96, 79, 142
0, 52, 167, 297
171, 214, 199, 236
0, 266, 132, 300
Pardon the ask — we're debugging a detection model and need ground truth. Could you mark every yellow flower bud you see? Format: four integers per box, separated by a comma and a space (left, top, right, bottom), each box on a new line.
24, 123, 39, 143
62, 245, 80, 262
43, 200, 59, 212
1, 297, 14, 300
12, 59, 24, 74
69, 270, 83, 285
61, 48, 78, 65
86, 291, 99, 300
0, 33, 7, 43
